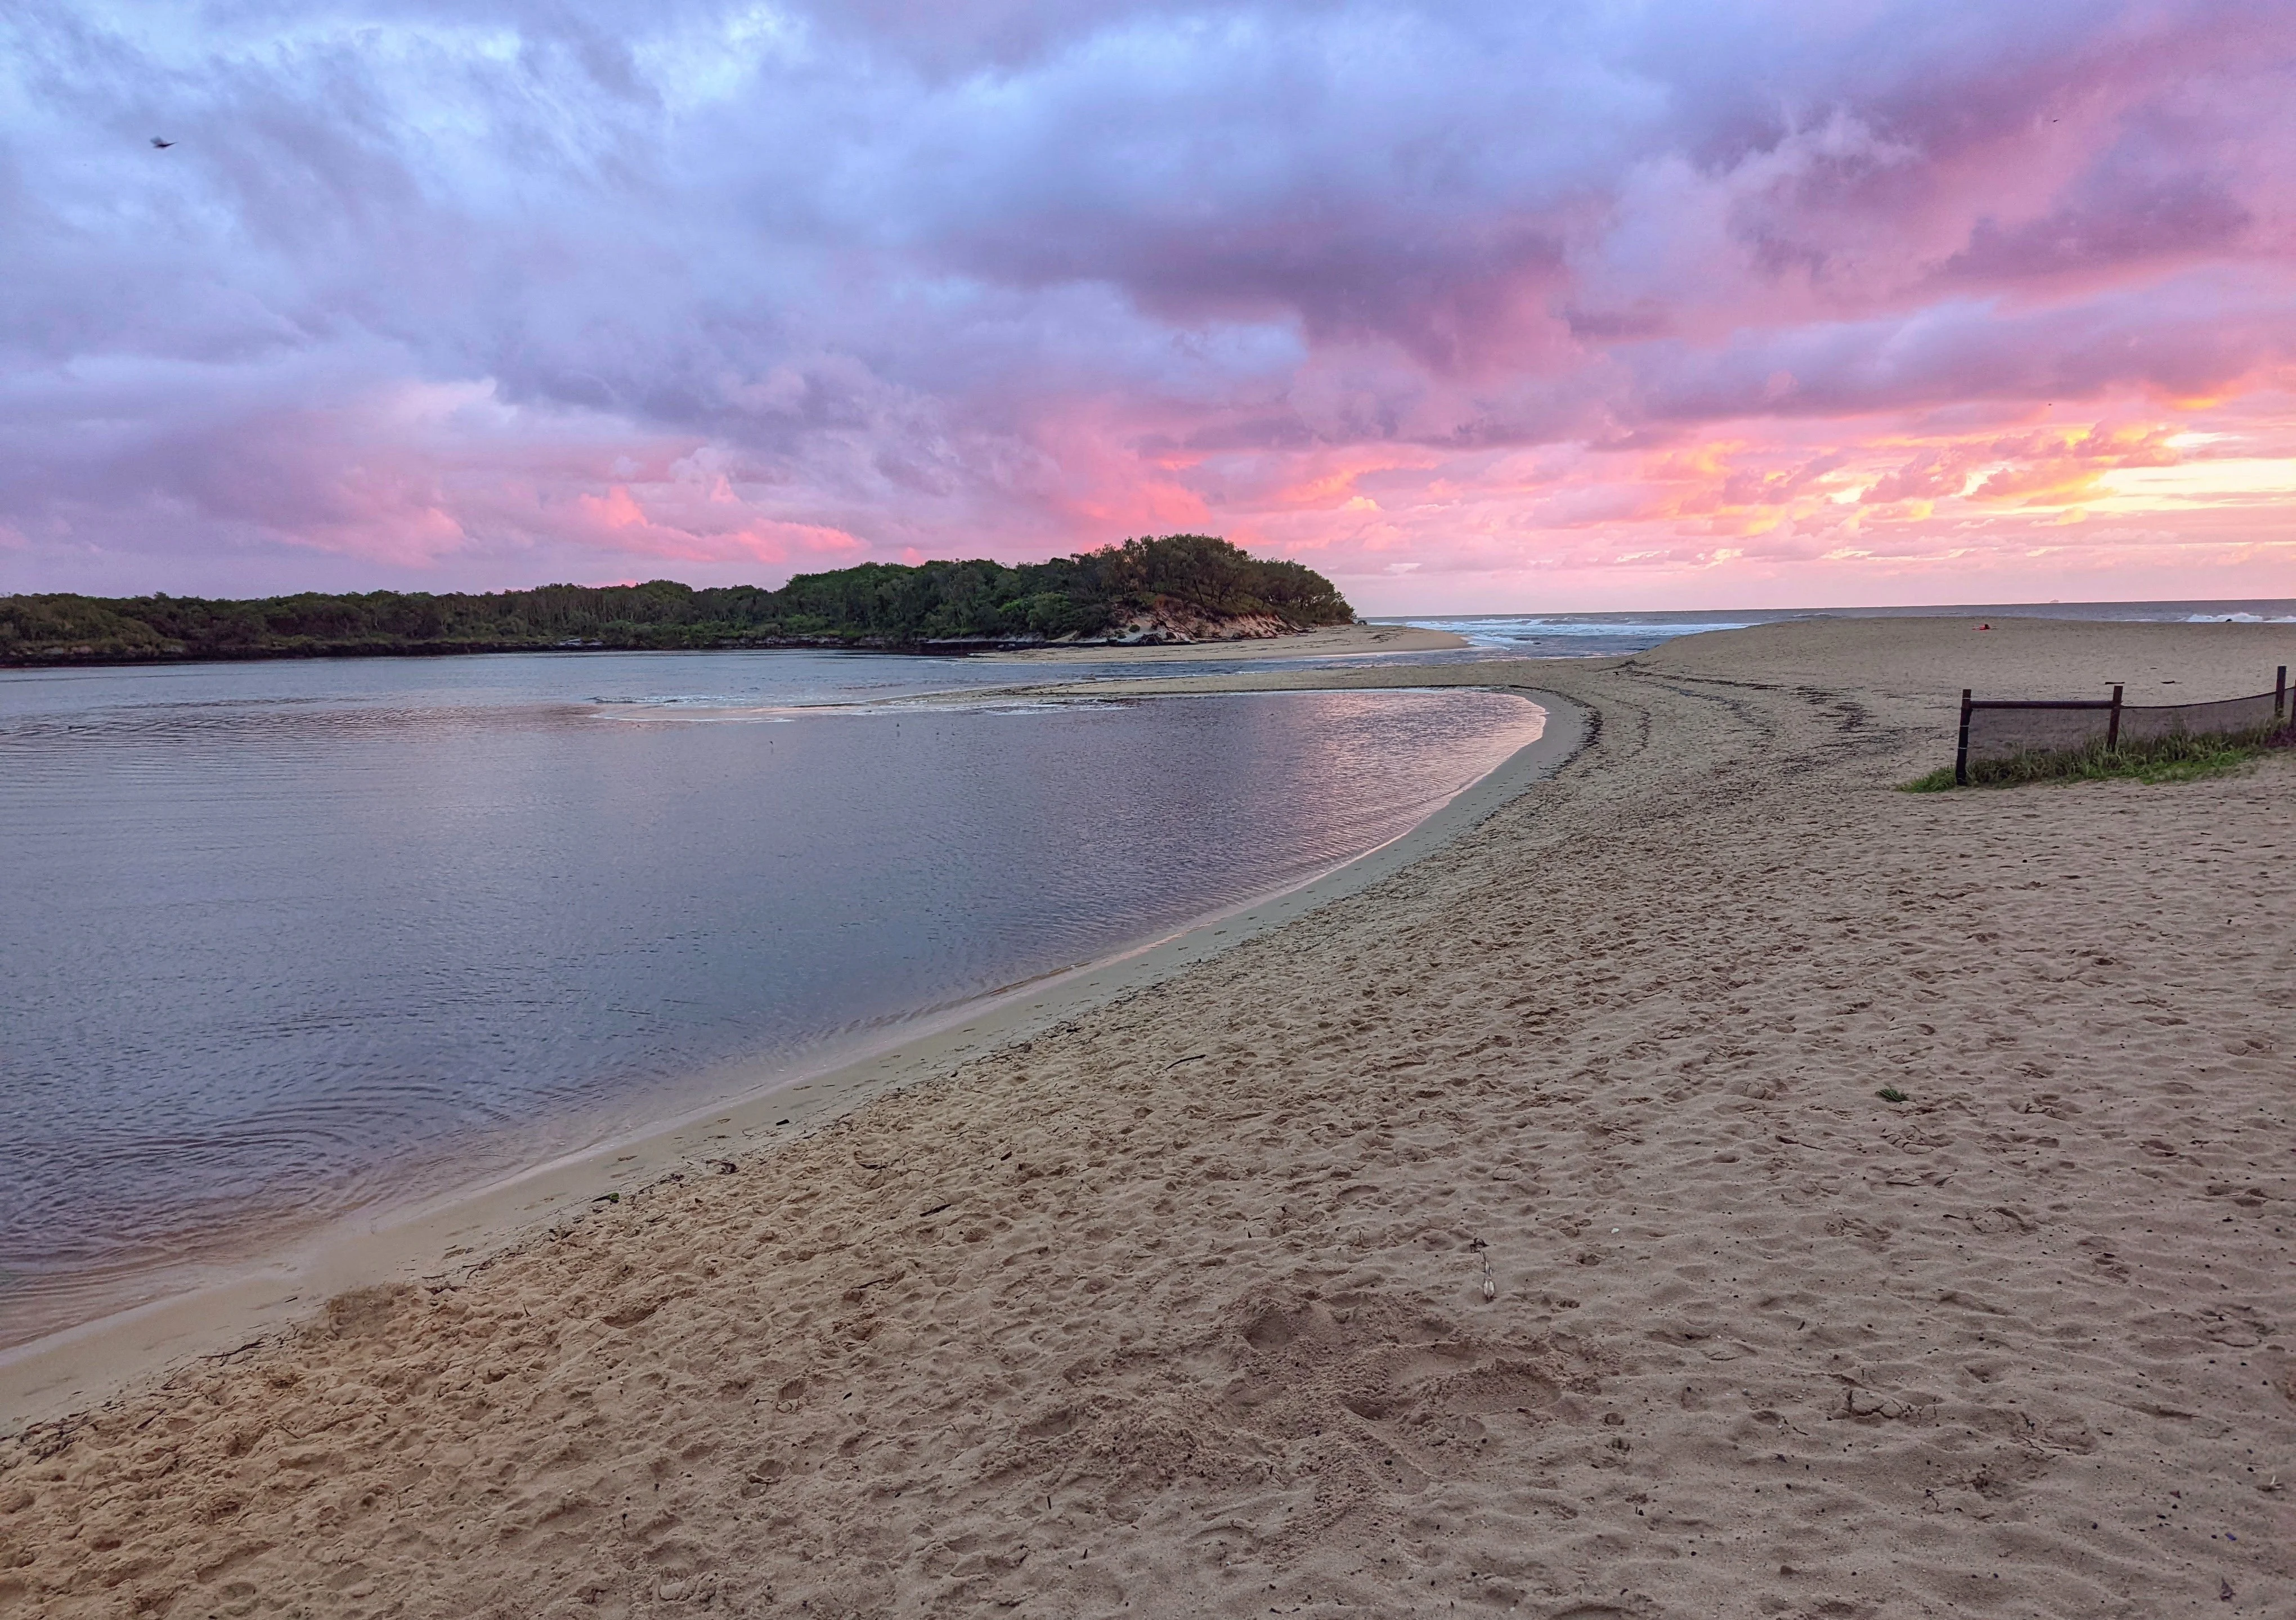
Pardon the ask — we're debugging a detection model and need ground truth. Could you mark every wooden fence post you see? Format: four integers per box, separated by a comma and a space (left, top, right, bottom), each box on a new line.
1955, 689, 1972, 786
2106, 684, 2123, 751
2277, 665, 2286, 723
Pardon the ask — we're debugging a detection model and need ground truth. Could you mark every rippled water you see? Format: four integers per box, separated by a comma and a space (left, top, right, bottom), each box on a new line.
1397, 612, 1764, 658
0, 650, 1542, 1344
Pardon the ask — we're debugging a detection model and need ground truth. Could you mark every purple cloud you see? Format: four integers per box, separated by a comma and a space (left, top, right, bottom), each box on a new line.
0, 0, 2290, 600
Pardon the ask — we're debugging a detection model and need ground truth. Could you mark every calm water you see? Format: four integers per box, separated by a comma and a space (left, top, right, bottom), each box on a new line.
0, 650, 1544, 1345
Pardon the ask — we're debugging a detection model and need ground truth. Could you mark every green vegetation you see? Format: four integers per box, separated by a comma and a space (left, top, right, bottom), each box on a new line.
1904, 728, 2289, 792
1877, 1087, 1909, 1103
0, 534, 1355, 666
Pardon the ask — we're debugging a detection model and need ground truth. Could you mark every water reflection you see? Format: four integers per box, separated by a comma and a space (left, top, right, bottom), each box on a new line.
0, 653, 1541, 1344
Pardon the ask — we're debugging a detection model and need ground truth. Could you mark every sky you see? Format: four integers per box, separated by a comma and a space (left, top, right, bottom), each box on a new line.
3, 0, 2293, 612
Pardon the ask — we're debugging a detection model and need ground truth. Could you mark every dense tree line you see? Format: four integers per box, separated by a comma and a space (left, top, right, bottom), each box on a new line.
0, 535, 1355, 665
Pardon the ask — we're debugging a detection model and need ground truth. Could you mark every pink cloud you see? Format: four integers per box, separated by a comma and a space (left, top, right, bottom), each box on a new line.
1, 0, 2292, 607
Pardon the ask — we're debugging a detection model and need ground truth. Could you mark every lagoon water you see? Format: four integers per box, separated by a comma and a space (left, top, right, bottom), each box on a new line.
0, 650, 1543, 1346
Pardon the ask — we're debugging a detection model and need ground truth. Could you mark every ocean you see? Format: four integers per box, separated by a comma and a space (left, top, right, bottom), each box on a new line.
1383, 598, 2296, 659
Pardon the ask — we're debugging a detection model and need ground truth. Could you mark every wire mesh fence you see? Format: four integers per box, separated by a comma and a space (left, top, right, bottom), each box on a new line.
1955, 667, 2293, 785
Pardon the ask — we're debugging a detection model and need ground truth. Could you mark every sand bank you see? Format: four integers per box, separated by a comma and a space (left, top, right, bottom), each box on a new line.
5, 616, 2294, 1619
978, 619, 1468, 662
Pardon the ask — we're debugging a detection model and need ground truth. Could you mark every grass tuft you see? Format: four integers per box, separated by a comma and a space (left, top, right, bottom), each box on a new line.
1904, 728, 2289, 792
1877, 1087, 1909, 1104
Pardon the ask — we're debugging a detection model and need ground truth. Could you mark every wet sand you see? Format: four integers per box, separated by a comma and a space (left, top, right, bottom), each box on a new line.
5, 616, 2294, 1619
980, 620, 1468, 662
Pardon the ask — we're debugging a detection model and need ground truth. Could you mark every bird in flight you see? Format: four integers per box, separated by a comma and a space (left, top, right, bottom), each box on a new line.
150, 136, 174, 149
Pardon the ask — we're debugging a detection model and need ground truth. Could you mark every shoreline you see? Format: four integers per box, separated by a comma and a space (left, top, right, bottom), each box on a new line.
0, 620, 1467, 674
975, 620, 1468, 662
0, 681, 1582, 1431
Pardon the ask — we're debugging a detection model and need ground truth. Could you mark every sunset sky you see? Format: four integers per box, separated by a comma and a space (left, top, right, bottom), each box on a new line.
4, 0, 2293, 611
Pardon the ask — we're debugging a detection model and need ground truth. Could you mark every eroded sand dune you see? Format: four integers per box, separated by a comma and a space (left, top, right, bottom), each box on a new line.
4, 618, 2293, 1618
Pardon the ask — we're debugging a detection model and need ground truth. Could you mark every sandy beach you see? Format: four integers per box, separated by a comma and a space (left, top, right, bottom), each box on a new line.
981, 621, 1469, 662
5, 615, 2294, 1618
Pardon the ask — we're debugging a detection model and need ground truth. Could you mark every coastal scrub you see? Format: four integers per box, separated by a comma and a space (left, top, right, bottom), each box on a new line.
1903, 730, 2287, 791
0, 534, 1354, 666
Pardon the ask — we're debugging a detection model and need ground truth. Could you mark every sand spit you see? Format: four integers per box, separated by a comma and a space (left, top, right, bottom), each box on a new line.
980, 620, 1467, 662
5, 616, 2295, 1619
